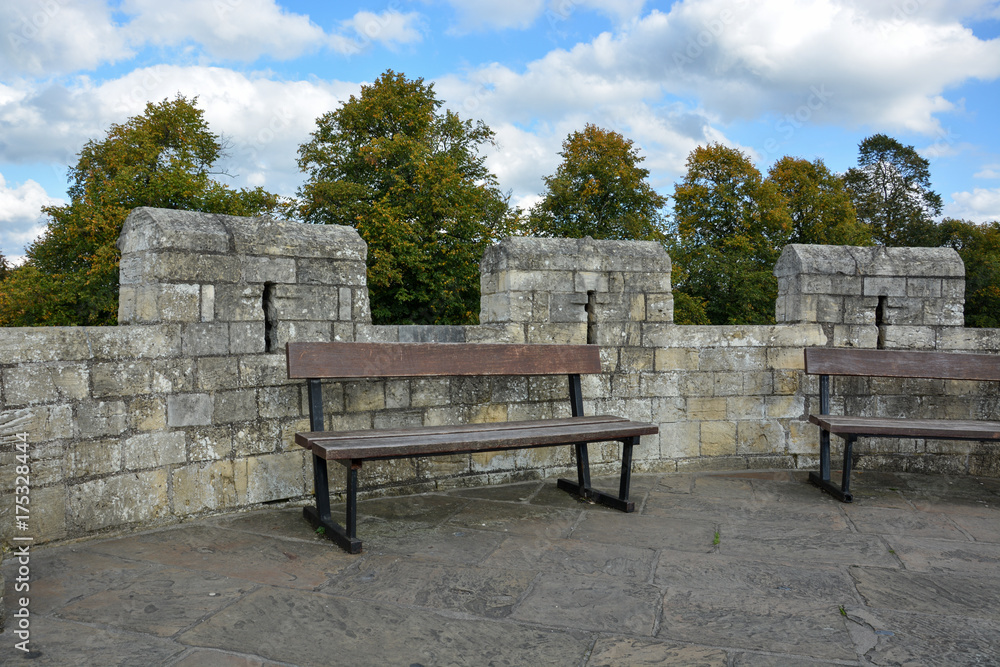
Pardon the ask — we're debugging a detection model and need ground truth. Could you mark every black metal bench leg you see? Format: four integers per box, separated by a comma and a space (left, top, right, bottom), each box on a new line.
808, 432, 854, 503
303, 453, 363, 554
557, 438, 636, 513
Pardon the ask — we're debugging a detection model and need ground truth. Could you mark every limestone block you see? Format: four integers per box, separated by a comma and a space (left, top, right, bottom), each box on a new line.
726, 396, 765, 420
67, 439, 122, 478
712, 372, 745, 397
245, 451, 307, 503
123, 431, 186, 469
76, 400, 128, 439
652, 396, 686, 422
2, 363, 89, 406
214, 389, 259, 424
0, 328, 91, 364
214, 285, 265, 322
655, 348, 699, 372
451, 377, 491, 404
645, 293, 673, 322
765, 395, 806, 419
526, 322, 587, 345
233, 421, 281, 456
700, 420, 737, 456
128, 283, 201, 323
167, 393, 214, 427
87, 326, 182, 360
398, 325, 466, 343
832, 325, 878, 348
67, 469, 170, 532
238, 354, 292, 388
267, 284, 340, 321
272, 321, 332, 349
686, 397, 727, 421
339, 287, 353, 321
197, 356, 240, 391
242, 255, 296, 284
172, 460, 246, 515
92, 360, 153, 398
296, 258, 366, 286
737, 419, 785, 454
152, 358, 196, 393
373, 410, 424, 430
658, 421, 701, 459
574, 271, 609, 292
118, 207, 232, 254
127, 396, 167, 431
182, 322, 231, 357
230, 321, 267, 355
188, 425, 234, 462
881, 326, 936, 350
549, 292, 588, 323
787, 419, 820, 455
230, 215, 366, 262
490, 376, 529, 403
259, 385, 302, 419
816, 295, 844, 322
1, 405, 73, 442
201, 284, 214, 322
344, 381, 386, 412
843, 296, 879, 325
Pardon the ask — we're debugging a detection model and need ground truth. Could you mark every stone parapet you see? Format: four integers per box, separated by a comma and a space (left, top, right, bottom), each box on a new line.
2, 209, 999, 555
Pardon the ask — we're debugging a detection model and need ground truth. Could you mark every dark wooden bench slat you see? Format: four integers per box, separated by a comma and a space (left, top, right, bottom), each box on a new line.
809, 415, 1000, 441
287, 342, 602, 379
805, 347, 1000, 381
300, 416, 659, 460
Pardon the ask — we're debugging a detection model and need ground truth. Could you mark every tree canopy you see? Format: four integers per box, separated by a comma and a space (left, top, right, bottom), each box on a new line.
670, 143, 792, 325
0, 95, 284, 327
297, 70, 515, 325
528, 124, 667, 241
844, 133, 942, 247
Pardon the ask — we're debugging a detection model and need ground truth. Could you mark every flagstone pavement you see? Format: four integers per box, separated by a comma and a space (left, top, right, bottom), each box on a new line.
3, 469, 1000, 666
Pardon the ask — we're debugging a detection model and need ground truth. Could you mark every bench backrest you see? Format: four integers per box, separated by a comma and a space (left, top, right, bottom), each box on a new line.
287, 342, 601, 379
804, 347, 1000, 382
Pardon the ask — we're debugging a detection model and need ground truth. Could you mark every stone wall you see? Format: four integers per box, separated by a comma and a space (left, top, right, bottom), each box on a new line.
1, 209, 998, 553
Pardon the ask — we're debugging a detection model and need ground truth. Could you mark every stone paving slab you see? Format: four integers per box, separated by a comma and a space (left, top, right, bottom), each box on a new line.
4, 469, 1000, 666
178, 586, 594, 667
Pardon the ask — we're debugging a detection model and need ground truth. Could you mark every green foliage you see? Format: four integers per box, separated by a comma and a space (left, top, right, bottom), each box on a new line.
670, 143, 792, 325
528, 124, 667, 241
297, 70, 515, 325
934, 218, 1000, 328
767, 157, 871, 246
844, 133, 942, 247
0, 251, 8, 282
0, 95, 285, 327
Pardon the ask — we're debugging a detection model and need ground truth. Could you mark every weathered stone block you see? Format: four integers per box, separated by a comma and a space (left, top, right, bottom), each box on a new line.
123, 431, 186, 469
197, 356, 240, 391
242, 255, 296, 284
172, 460, 246, 515
67, 470, 169, 532
269, 284, 340, 321
167, 394, 214, 427
3, 363, 89, 406
188, 425, 234, 462
76, 400, 128, 438
67, 439, 122, 478
215, 285, 265, 322
182, 323, 231, 357
245, 451, 307, 503
345, 381, 386, 412
233, 421, 281, 456
230, 321, 267, 354
214, 389, 259, 424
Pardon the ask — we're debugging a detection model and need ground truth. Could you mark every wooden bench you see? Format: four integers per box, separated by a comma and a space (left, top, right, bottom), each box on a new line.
286, 342, 659, 553
805, 347, 1000, 502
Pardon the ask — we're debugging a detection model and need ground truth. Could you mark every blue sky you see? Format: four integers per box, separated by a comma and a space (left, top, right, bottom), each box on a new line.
2, 0, 1000, 262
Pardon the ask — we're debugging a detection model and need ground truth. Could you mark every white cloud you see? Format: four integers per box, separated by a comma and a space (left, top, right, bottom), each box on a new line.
0, 67, 357, 200
121, 0, 326, 61
0, 174, 63, 258
330, 10, 424, 54
0, 0, 131, 75
946, 187, 1000, 222
975, 165, 1000, 179
442, 0, 546, 31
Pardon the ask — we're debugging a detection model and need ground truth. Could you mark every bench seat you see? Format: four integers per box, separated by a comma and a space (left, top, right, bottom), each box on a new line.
809, 415, 1000, 441
297, 415, 658, 461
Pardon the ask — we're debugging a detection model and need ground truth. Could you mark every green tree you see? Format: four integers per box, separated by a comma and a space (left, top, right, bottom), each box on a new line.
934, 218, 1000, 328
0, 95, 284, 327
766, 157, 871, 246
670, 143, 793, 325
528, 124, 667, 241
844, 133, 942, 246
297, 70, 515, 326
0, 251, 8, 282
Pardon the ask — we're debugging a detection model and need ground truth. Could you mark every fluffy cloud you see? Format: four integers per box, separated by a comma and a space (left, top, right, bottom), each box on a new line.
0, 0, 131, 75
0, 174, 63, 259
945, 188, 1000, 222
442, 0, 546, 31
121, 0, 326, 61
330, 10, 424, 54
